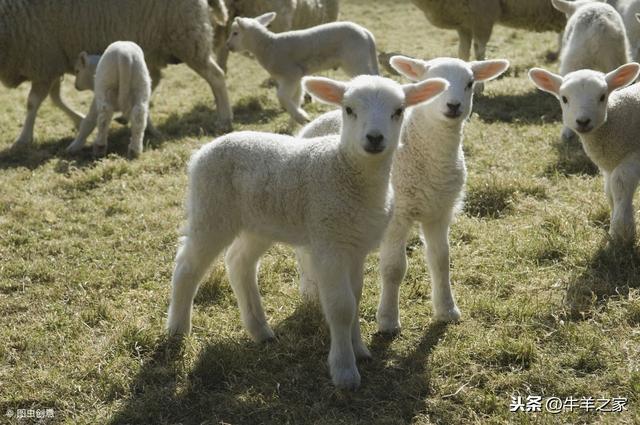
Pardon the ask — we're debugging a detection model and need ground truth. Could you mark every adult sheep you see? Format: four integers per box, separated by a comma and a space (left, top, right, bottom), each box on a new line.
213, 0, 339, 71
410, 0, 566, 63
0, 0, 232, 149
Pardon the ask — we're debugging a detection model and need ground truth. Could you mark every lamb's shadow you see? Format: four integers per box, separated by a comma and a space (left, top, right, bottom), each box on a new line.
109, 303, 450, 424
565, 242, 640, 318
474, 90, 561, 124
543, 134, 599, 177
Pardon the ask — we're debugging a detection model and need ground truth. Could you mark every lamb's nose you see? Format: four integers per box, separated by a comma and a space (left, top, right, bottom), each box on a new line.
366, 133, 384, 146
576, 118, 591, 127
447, 102, 461, 112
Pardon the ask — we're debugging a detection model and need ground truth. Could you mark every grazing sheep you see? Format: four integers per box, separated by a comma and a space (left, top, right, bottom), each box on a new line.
529, 63, 640, 243
66, 42, 151, 158
166, 74, 449, 389
298, 56, 509, 332
552, 0, 631, 142
226, 12, 379, 125
213, 0, 339, 71
410, 0, 565, 63
0, 0, 232, 150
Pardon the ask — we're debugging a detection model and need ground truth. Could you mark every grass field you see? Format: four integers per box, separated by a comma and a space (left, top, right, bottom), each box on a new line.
1, 0, 640, 423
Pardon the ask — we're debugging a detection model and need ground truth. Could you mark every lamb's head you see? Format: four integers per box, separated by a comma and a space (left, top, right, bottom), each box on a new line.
74, 52, 100, 91
389, 56, 509, 123
227, 12, 277, 53
529, 63, 640, 135
303, 75, 448, 157
551, 0, 599, 18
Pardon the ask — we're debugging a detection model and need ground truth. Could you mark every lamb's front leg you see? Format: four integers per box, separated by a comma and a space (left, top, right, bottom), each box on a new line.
421, 218, 461, 323
607, 161, 640, 243
67, 100, 98, 154
295, 247, 319, 302
312, 253, 359, 389
276, 78, 310, 125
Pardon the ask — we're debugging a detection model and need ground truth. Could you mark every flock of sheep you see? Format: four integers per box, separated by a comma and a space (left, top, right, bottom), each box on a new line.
4, 0, 640, 390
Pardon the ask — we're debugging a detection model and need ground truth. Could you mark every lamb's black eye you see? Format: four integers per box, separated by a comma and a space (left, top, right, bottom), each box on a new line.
466, 81, 473, 89
600, 94, 606, 102
392, 107, 404, 118
345, 106, 353, 115
562, 96, 568, 104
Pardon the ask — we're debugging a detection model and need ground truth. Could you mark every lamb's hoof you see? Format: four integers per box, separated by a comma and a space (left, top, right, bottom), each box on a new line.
354, 342, 372, 361
376, 313, 401, 335
66, 141, 84, 154
167, 322, 191, 337
127, 147, 142, 160
249, 323, 276, 343
433, 306, 462, 323
331, 367, 361, 390
92, 144, 108, 158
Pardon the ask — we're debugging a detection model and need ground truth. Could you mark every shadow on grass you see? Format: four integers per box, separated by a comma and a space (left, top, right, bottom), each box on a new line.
474, 90, 561, 124
543, 134, 598, 177
109, 304, 450, 424
565, 242, 640, 318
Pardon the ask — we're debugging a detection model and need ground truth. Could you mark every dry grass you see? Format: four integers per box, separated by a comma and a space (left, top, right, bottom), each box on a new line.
1, 0, 639, 423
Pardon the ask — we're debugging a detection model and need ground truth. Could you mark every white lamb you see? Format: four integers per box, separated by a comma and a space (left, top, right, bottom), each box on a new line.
67, 41, 151, 158
166, 74, 449, 389
529, 62, 640, 243
297, 56, 510, 332
612, 0, 640, 60
552, 0, 631, 142
226, 12, 379, 125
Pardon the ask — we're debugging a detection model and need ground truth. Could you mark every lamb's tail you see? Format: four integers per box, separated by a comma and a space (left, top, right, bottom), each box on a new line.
208, 0, 229, 26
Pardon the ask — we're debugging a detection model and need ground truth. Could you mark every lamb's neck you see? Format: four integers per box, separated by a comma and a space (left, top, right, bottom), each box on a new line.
246, 27, 275, 68
401, 106, 465, 162
336, 144, 393, 204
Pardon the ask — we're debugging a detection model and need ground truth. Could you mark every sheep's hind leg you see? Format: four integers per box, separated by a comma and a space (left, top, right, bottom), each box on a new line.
225, 232, 275, 342
457, 29, 472, 61
421, 218, 461, 323
49, 77, 84, 128
185, 56, 233, 131
608, 160, 640, 244
93, 101, 113, 157
377, 217, 411, 334
12, 80, 51, 148
296, 247, 320, 302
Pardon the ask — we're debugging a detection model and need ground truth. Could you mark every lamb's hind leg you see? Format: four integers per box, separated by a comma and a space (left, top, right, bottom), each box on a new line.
167, 230, 234, 336
127, 103, 148, 159
607, 159, 640, 244
348, 255, 371, 361
225, 232, 274, 342
377, 217, 411, 334
421, 218, 461, 322
49, 77, 84, 128
12, 80, 51, 148
311, 252, 359, 389
67, 99, 98, 154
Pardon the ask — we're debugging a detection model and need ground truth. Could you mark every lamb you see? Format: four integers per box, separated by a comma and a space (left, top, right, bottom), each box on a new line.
213, 0, 339, 71
225, 12, 379, 125
0, 0, 232, 150
610, 0, 640, 60
552, 0, 631, 142
166, 74, 449, 389
65, 42, 151, 158
529, 63, 640, 243
298, 56, 509, 332
410, 1, 565, 64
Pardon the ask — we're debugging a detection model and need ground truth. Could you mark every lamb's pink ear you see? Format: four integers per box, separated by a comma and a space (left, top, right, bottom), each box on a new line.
255, 12, 277, 27
605, 62, 640, 92
528, 68, 563, 97
471, 59, 510, 82
303, 77, 347, 106
403, 77, 448, 107
551, 0, 577, 15
389, 56, 429, 82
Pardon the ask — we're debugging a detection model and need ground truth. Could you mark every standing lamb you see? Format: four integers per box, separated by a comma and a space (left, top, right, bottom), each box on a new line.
166, 74, 449, 389
552, 0, 631, 142
529, 62, 640, 243
0, 0, 232, 150
225, 12, 379, 125
410, 1, 565, 65
213, 0, 339, 71
297, 56, 509, 332
66, 41, 151, 158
